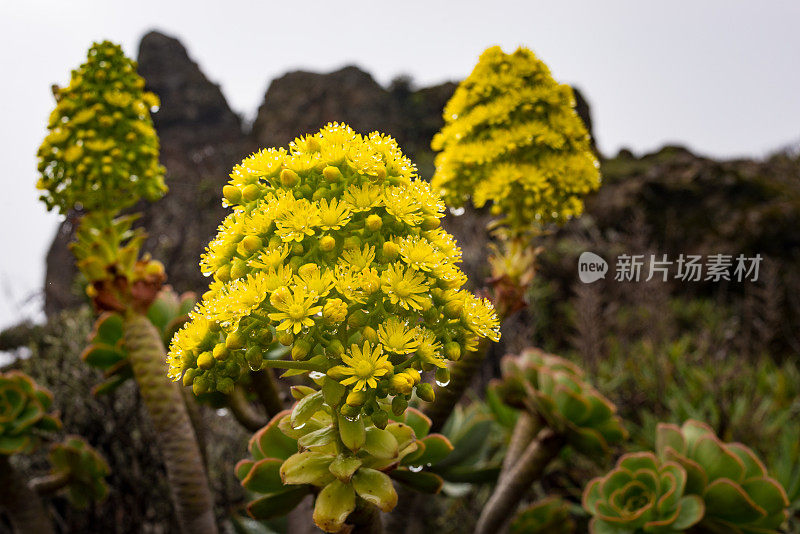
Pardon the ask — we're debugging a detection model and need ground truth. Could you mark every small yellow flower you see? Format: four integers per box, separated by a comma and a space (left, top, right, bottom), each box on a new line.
380, 263, 430, 311
377, 318, 419, 355
341, 244, 375, 271
398, 236, 442, 272
275, 199, 320, 242
382, 186, 422, 226
338, 342, 392, 391
342, 183, 382, 212
461, 293, 501, 342
318, 198, 351, 231
267, 286, 323, 334
293, 264, 335, 298
415, 327, 445, 368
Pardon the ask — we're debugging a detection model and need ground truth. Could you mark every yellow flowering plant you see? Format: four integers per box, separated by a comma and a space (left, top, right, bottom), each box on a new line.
169, 122, 500, 409
36, 41, 217, 533
431, 45, 600, 236
168, 123, 500, 531
37, 41, 166, 215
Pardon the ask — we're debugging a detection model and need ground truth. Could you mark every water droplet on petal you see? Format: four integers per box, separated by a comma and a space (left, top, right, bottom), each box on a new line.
409, 465, 423, 473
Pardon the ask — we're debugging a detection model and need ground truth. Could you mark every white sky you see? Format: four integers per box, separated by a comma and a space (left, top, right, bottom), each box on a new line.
1, 0, 799, 330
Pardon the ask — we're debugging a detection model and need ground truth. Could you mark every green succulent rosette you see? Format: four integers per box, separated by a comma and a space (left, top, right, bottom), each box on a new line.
510, 496, 575, 534
37, 40, 166, 214
0, 371, 62, 455
495, 348, 626, 456
431, 46, 600, 234
236, 388, 449, 532
656, 420, 790, 533
48, 436, 111, 508
583, 452, 705, 533
168, 123, 500, 418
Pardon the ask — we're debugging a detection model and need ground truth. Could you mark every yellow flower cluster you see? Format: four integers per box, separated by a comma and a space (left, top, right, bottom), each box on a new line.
36, 41, 166, 214
168, 123, 500, 416
431, 46, 600, 234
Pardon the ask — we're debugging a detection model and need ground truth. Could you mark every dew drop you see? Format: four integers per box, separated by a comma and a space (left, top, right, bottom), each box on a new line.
294, 423, 306, 430
449, 207, 465, 216
309, 371, 325, 380
435, 378, 451, 387
409, 465, 423, 473
343, 414, 359, 422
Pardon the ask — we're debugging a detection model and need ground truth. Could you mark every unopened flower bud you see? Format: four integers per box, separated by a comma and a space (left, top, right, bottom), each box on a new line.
416, 382, 435, 403
421, 216, 441, 230
444, 299, 463, 318
323, 299, 348, 325
319, 235, 336, 252
323, 166, 342, 183
362, 326, 378, 344
346, 390, 367, 407
212, 343, 228, 361
291, 339, 312, 360
245, 346, 263, 369
391, 395, 408, 416
444, 342, 461, 361
197, 351, 214, 370
223, 185, 241, 204
382, 241, 399, 260
280, 168, 299, 187
225, 331, 245, 350
270, 286, 292, 307
366, 214, 382, 231
371, 409, 389, 429
240, 235, 262, 254
241, 184, 260, 202
277, 331, 294, 346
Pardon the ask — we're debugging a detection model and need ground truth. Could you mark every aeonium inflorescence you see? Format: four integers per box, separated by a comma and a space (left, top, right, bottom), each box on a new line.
168, 123, 500, 418
36, 40, 166, 215
431, 46, 600, 235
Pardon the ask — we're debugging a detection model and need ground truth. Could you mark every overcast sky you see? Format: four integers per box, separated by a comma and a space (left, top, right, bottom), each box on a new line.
1, 0, 799, 331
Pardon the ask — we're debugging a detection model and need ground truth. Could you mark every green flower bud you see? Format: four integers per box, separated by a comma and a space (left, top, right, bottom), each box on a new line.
217, 377, 234, 395
323, 166, 342, 182
444, 341, 461, 361
421, 216, 440, 230
326, 339, 345, 357
340, 403, 361, 419
212, 343, 228, 361
382, 240, 399, 260
240, 235, 262, 254
391, 395, 408, 417
291, 339, 312, 361
226, 331, 246, 350
280, 168, 299, 187
371, 409, 389, 430
197, 351, 214, 370
277, 331, 294, 346
366, 214, 383, 231
416, 382, 435, 403
347, 310, 368, 328
346, 390, 367, 407
223, 185, 241, 204
362, 326, 378, 344
444, 299, 463, 318
245, 346, 263, 369
241, 184, 260, 202
319, 235, 336, 252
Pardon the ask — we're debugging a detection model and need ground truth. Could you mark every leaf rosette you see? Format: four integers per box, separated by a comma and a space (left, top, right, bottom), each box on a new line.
583, 452, 705, 533
656, 420, 790, 533
495, 348, 626, 456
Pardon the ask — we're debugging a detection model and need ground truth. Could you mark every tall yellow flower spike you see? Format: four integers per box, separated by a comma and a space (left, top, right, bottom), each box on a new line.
168, 123, 500, 413
432, 46, 600, 235
36, 41, 166, 214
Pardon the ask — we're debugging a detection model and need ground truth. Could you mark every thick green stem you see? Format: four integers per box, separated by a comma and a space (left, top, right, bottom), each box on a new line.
498, 412, 541, 485
0, 456, 54, 534
228, 386, 268, 432
474, 429, 563, 534
261, 359, 322, 371
123, 312, 218, 534
348, 502, 384, 534
249, 369, 284, 417
423, 341, 489, 433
